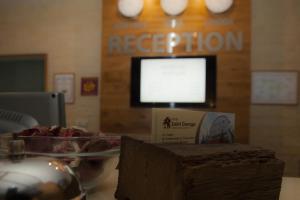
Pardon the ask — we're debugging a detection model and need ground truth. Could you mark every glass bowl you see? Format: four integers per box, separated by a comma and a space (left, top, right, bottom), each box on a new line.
0, 134, 120, 190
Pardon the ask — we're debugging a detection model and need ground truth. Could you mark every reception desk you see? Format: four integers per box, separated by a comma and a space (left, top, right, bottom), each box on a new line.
280, 177, 300, 200
88, 157, 300, 200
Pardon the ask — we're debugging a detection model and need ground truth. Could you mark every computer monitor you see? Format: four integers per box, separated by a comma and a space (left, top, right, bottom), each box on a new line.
131, 55, 217, 108
0, 109, 39, 133
0, 92, 66, 127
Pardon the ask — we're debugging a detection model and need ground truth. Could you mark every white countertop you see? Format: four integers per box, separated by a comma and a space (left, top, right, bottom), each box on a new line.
280, 177, 300, 200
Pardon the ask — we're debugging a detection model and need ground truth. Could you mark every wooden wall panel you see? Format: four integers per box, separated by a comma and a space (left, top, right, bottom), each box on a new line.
101, 0, 251, 143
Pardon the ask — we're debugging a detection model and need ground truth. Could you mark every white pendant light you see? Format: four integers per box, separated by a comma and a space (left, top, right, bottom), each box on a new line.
161, 0, 188, 16
205, 0, 234, 14
118, 0, 144, 18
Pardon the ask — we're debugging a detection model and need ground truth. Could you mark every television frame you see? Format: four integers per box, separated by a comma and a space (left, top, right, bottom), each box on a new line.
130, 55, 217, 108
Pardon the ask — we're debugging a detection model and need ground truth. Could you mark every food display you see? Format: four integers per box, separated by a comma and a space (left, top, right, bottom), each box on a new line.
18, 126, 94, 137
1, 126, 121, 190
17, 126, 120, 154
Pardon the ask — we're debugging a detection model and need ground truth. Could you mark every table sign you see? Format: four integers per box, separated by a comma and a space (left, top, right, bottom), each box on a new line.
151, 108, 234, 144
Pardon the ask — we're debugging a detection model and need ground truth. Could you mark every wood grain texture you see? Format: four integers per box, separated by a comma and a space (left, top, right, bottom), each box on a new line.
101, 0, 251, 143
116, 137, 284, 200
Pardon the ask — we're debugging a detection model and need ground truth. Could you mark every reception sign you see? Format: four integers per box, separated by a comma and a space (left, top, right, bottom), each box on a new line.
101, 0, 251, 143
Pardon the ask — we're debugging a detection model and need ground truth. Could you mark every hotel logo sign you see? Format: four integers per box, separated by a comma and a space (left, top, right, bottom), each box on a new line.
162, 117, 196, 129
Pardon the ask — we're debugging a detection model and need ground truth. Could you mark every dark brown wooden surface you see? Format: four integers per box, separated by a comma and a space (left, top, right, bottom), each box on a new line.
116, 137, 284, 200
101, 0, 251, 143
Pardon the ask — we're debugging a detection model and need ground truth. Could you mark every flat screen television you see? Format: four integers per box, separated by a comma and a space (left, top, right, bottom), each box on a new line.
0, 92, 66, 127
131, 56, 217, 108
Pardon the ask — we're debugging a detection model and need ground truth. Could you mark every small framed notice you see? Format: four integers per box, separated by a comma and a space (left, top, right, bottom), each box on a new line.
81, 77, 98, 96
54, 73, 75, 104
251, 71, 298, 105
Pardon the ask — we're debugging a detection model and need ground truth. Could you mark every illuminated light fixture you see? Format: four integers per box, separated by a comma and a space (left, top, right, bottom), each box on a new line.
118, 0, 144, 18
205, 0, 234, 14
161, 0, 188, 16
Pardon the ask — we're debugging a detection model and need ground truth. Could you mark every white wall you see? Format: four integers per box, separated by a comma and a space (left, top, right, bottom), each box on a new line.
0, 0, 102, 132
251, 0, 300, 176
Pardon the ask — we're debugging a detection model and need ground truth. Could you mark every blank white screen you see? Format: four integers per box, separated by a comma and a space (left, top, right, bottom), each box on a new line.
140, 58, 206, 103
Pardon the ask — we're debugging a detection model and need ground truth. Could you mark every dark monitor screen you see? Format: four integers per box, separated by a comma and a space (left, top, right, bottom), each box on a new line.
131, 55, 217, 108
0, 92, 66, 127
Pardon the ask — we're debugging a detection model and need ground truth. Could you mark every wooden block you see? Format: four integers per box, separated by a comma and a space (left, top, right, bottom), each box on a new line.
115, 137, 284, 200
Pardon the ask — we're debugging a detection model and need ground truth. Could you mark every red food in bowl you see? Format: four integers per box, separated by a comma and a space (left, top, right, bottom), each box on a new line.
14, 126, 120, 190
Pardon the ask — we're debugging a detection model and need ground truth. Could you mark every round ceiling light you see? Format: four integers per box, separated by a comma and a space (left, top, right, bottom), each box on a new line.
118, 0, 144, 18
161, 0, 188, 16
205, 0, 234, 14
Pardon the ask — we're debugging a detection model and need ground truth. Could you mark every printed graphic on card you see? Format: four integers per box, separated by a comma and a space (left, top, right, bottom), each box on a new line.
197, 112, 235, 144
152, 108, 205, 143
152, 108, 235, 144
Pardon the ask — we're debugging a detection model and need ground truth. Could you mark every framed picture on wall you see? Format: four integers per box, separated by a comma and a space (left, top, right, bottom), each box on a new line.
251, 71, 298, 105
81, 77, 98, 96
53, 73, 75, 104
